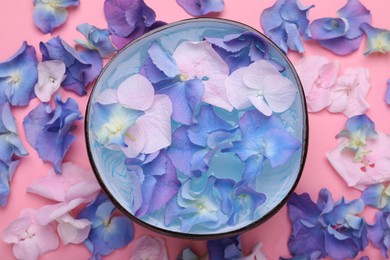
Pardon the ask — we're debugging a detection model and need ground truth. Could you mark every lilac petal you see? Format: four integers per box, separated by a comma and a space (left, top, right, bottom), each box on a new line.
280, 0, 313, 39
57, 214, 91, 245
338, 0, 372, 39
386, 80, 390, 105
35, 60, 66, 103
0, 42, 38, 106
368, 211, 389, 258
148, 42, 178, 78
102, 216, 134, 249
130, 235, 168, 260
310, 18, 349, 40
33, 3, 68, 34
117, 74, 155, 110
176, 0, 224, 16
36, 198, 85, 225
319, 36, 363, 56
284, 22, 305, 53
188, 105, 232, 147
263, 128, 301, 168
207, 236, 243, 260
361, 184, 387, 209
185, 79, 205, 113
261, 0, 284, 34
360, 23, 390, 55
214, 178, 235, 216
325, 231, 361, 259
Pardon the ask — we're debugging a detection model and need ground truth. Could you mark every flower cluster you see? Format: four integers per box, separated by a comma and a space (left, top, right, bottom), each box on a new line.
3, 163, 101, 259
286, 189, 368, 259
295, 55, 370, 116
23, 96, 82, 174
91, 32, 301, 233
0, 102, 28, 207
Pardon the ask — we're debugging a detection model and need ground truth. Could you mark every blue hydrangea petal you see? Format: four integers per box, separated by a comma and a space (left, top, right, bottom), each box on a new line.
288, 193, 321, 226
188, 105, 232, 147
185, 79, 204, 113
310, 18, 349, 40
102, 216, 134, 249
177, 0, 224, 16
0, 42, 37, 106
288, 221, 326, 257
147, 42, 178, 78
261, 0, 284, 34
362, 184, 386, 209
75, 23, 117, 58
337, 0, 371, 39
368, 211, 389, 258
285, 22, 305, 53
344, 114, 376, 137
207, 236, 243, 260
214, 178, 235, 216
0, 102, 17, 134
324, 230, 362, 259
318, 36, 363, 55
360, 23, 390, 55
242, 155, 264, 182
263, 128, 301, 168
33, 3, 68, 34
280, 0, 313, 39
386, 80, 390, 105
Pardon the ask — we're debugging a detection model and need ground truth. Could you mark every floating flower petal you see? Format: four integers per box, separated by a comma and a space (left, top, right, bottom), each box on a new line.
225, 60, 296, 116
176, 0, 224, 16
33, 0, 79, 34
327, 67, 371, 117
34, 60, 66, 103
0, 42, 38, 106
75, 23, 117, 58
130, 235, 168, 260
40, 36, 102, 95
23, 96, 82, 173
294, 56, 339, 112
261, 0, 313, 53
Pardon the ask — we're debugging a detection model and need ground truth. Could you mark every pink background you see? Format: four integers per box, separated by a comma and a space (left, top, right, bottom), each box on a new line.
1, 0, 390, 259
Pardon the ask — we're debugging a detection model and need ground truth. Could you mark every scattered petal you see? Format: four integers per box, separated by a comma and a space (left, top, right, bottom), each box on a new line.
368, 210, 390, 258
130, 235, 168, 260
360, 23, 390, 55
34, 60, 66, 103
176, 0, 224, 16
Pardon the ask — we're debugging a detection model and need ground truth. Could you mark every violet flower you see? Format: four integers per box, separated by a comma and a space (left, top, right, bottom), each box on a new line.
104, 0, 165, 49
75, 23, 117, 58
40, 36, 102, 96
310, 0, 371, 55
287, 189, 368, 259
77, 193, 134, 259
176, 0, 224, 16
33, 0, 79, 34
260, 0, 313, 53
0, 102, 28, 207
360, 23, 390, 55
0, 42, 38, 106
23, 96, 82, 174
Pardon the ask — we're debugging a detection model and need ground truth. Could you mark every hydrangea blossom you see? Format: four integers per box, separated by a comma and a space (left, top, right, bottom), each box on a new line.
260, 0, 313, 53
130, 235, 168, 260
362, 184, 390, 210
310, 0, 371, 55
40, 36, 102, 95
327, 67, 371, 117
327, 114, 390, 190
224, 59, 297, 116
144, 41, 233, 125
3, 208, 59, 260
0, 42, 38, 106
33, 0, 79, 34
176, 0, 224, 16
294, 56, 339, 112
34, 60, 66, 103
287, 189, 368, 259
360, 23, 390, 55
23, 96, 82, 173
368, 210, 390, 258
104, 0, 165, 49
0, 102, 28, 207
77, 193, 134, 259
75, 23, 117, 58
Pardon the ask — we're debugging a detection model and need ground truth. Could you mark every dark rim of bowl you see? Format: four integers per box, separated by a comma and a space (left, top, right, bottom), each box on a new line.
85, 17, 309, 240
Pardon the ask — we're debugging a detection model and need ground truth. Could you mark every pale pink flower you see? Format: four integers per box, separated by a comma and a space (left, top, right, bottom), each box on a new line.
295, 56, 339, 112
130, 235, 168, 260
225, 60, 297, 116
3, 209, 59, 260
327, 67, 371, 117
34, 60, 66, 103
327, 132, 390, 190
173, 41, 233, 111
240, 242, 268, 260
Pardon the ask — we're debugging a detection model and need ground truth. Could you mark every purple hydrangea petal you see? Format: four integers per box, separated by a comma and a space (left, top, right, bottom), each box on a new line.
310, 18, 349, 40
318, 36, 363, 55
386, 80, 390, 105
360, 23, 390, 55
75, 23, 117, 58
23, 96, 82, 173
177, 0, 224, 16
207, 236, 243, 260
368, 211, 390, 258
0, 42, 37, 106
147, 42, 178, 78
40, 36, 102, 95
32, 3, 67, 34
337, 0, 371, 39
280, 0, 313, 39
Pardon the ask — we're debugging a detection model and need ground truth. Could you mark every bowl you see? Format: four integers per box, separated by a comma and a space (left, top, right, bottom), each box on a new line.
85, 18, 308, 239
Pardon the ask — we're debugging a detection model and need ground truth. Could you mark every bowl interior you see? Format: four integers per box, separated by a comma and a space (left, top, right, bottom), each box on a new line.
86, 18, 307, 238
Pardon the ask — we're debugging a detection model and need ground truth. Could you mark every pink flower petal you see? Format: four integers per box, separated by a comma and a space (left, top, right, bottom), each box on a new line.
295, 56, 329, 94
327, 133, 390, 190
27, 162, 100, 203
121, 123, 146, 158
249, 95, 272, 116
130, 235, 168, 260
243, 59, 281, 90
225, 67, 254, 110
36, 199, 85, 225
117, 74, 155, 111
240, 242, 268, 260
34, 60, 66, 103
96, 88, 119, 104
173, 41, 232, 111
31, 224, 59, 257
57, 214, 91, 245
262, 75, 297, 113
